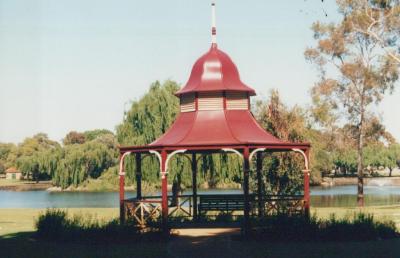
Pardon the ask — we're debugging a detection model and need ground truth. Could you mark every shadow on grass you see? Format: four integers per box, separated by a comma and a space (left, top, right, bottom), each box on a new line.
169, 230, 400, 258
0, 231, 168, 258
2, 228, 400, 258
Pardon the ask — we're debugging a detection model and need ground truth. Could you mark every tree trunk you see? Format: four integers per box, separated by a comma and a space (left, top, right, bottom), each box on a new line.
357, 106, 365, 207
389, 168, 393, 177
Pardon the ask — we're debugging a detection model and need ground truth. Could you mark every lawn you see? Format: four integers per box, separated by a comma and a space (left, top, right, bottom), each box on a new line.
0, 207, 400, 258
0, 179, 27, 187
0, 208, 118, 235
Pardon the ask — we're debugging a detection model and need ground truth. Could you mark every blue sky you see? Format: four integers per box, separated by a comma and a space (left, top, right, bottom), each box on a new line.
0, 0, 399, 143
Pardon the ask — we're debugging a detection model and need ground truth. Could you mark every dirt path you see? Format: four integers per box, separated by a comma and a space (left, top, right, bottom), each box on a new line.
167, 228, 242, 258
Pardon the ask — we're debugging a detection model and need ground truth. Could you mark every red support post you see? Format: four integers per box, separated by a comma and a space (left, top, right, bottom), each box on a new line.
243, 147, 251, 235
135, 153, 142, 199
192, 153, 198, 220
304, 148, 311, 217
161, 150, 169, 232
256, 152, 263, 217
119, 153, 126, 224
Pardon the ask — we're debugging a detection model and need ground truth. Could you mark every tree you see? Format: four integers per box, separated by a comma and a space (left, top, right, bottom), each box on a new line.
386, 144, 400, 176
116, 80, 181, 185
63, 131, 86, 145
15, 134, 60, 181
254, 90, 308, 194
83, 129, 114, 141
344, 0, 400, 64
305, 0, 400, 206
0, 143, 17, 171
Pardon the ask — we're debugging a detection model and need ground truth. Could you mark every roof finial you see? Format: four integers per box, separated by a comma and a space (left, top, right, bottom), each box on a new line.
211, 1, 217, 45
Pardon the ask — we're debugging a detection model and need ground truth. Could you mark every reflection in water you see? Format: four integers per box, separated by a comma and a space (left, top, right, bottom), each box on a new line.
311, 185, 400, 207
0, 185, 399, 208
311, 194, 400, 207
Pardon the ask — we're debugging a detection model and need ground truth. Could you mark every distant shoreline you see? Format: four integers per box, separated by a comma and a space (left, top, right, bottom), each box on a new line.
0, 181, 53, 191
320, 176, 400, 187
2, 176, 400, 192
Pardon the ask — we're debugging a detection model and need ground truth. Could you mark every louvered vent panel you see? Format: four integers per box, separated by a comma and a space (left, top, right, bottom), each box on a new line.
198, 92, 223, 111
226, 92, 248, 110
180, 94, 196, 112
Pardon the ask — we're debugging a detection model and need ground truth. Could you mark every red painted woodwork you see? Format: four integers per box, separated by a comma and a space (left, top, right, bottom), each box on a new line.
243, 148, 250, 234
304, 149, 311, 217
149, 110, 301, 148
161, 150, 168, 229
176, 44, 256, 96
119, 159, 125, 223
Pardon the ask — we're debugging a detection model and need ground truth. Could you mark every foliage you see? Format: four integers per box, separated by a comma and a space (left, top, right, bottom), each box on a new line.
83, 129, 114, 142
254, 90, 307, 193
14, 134, 60, 181
305, 0, 400, 203
53, 136, 118, 188
251, 212, 397, 242
63, 131, 86, 145
35, 209, 160, 243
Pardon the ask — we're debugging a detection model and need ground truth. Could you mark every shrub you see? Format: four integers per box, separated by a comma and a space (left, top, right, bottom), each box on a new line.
35, 209, 161, 242
250, 212, 398, 242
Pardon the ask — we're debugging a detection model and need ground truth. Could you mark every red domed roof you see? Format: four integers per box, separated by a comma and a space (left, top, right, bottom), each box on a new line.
176, 43, 256, 96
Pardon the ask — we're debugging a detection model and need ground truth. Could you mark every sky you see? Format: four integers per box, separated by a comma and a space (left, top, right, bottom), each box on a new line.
0, 0, 399, 144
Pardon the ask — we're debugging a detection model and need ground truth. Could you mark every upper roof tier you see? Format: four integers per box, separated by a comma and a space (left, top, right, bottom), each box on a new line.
175, 43, 256, 96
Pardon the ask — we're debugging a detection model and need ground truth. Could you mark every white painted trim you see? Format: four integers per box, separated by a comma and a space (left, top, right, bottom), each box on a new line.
292, 148, 309, 170
165, 149, 187, 172
149, 150, 162, 172
149, 149, 187, 179
249, 148, 266, 162
119, 151, 132, 176
222, 148, 243, 159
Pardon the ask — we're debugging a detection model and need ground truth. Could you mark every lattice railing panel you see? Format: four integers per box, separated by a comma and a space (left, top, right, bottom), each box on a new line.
124, 200, 161, 227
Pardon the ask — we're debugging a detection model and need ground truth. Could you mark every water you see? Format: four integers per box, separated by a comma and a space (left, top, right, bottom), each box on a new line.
311, 185, 400, 207
0, 185, 399, 208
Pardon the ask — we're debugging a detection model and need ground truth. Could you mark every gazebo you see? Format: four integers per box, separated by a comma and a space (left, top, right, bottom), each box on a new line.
118, 2, 311, 234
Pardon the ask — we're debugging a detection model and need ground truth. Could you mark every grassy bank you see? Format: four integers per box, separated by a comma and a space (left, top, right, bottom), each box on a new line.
0, 179, 52, 191
0, 208, 118, 236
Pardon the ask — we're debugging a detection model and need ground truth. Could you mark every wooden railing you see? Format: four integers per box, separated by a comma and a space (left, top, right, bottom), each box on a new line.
260, 195, 305, 216
123, 194, 305, 226
123, 198, 162, 227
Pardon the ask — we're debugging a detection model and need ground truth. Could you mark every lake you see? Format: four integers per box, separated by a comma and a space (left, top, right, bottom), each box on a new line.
0, 185, 399, 208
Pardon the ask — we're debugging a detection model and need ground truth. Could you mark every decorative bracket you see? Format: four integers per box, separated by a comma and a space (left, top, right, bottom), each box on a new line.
149, 150, 162, 172
249, 148, 266, 162
150, 149, 187, 178
165, 149, 187, 172
292, 148, 309, 171
222, 148, 243, 159
119, 151, 132, 176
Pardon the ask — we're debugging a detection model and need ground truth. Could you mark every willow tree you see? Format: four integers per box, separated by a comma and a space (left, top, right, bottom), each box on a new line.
116, 80, 180, 186
305, 0, 400, 205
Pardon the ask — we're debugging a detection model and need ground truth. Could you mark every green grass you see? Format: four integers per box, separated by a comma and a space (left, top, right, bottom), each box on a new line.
312, 205, 400, 229
0, 179, 28, 187
0, 208, 118, 235
1, 207, 400, 258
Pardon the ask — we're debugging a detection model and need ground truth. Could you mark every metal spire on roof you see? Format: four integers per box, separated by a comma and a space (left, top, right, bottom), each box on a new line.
211, 2, 217, 45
